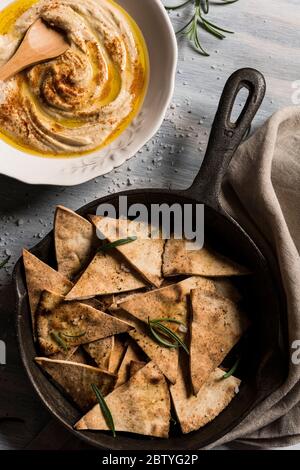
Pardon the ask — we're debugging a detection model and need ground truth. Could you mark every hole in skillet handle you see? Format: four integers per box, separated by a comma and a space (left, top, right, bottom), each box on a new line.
186, 68, 266, 210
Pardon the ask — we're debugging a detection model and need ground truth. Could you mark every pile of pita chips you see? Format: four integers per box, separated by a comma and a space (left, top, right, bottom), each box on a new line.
23, 206, 251, 439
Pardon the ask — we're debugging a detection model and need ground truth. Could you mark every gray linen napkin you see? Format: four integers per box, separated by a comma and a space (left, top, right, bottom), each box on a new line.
210, 107, 300, 448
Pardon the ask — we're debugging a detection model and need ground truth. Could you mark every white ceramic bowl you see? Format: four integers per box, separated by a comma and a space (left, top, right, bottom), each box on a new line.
0, 0, 177, 185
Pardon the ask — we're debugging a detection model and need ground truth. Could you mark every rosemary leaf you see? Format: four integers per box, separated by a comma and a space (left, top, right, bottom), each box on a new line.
148, 319, 189, 354
0, 255, 10, 269
51, 331, 69, 351
91, 383, 116, 437
154, 322, 190, 355
149, 322, 179, 349
150, 318, 186, 326
222, 357, 241, 379
98, 236, 137, 252
61, 331, 86, 338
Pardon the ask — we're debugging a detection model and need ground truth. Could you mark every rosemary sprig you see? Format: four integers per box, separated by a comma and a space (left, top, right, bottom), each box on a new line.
166, 0, 238, 56
222, 357, 240, 379
98, 236, 137, 252
60, 331, 86, 338
0, 255, 10, 269
148, 318, 189, 354
51, 331, 69, 351
91, 383, 116, 437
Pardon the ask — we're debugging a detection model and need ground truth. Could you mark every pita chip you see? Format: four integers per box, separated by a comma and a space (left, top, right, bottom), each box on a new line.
108, 336, 126, 374
83, 337, 114, 369
115, 342, 144, 388
129, 329, 179, 384
170, 362, 240, 434
129, 360, 147, 377
163, 239, 249, 277
35, 357, 115, 410
36, 290, 133, 355
75, 362, 171, 437
190, 288, 249, 395
90, 215, 165, 287
118, 276, 216, 328
112, 308, 179, 383
54, 206, 98, 280
65, 250, 146, 301
52, 346, 86, 363
23, 249, 73, 337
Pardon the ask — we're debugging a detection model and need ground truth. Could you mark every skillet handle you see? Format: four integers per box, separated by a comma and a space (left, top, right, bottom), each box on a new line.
185, 68, 266, 210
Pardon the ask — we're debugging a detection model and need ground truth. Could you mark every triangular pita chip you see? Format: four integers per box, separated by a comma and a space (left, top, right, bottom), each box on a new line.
108, 336, 126, 374
170, 361, 240, 434
52, 347, 87, 364
36, 290, 133, 355
115, 342, 144, 388
83, 337, 114, 369
163, 239, 249, 277
75, 362, 170, 437
35, 357, 115, 410
65, 250, 146, 301
84, 296, 115, 312
112, 308, 179, 384
118, 276, 216, 328
129, 360, 147, 377
54, 206, 98, 280
90, 215, 165, 287
129, 329, 178, 384
23, 249, 73, 337
190, 288, 249, 395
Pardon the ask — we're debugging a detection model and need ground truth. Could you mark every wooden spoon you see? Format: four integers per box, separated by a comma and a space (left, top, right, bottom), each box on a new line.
0, 19, 69, 81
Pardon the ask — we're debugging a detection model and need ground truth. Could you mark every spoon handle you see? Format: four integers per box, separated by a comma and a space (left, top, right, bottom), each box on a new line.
0, 52, 25, 81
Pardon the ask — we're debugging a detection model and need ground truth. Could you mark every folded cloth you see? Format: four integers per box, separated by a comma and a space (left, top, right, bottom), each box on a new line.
208, 107, 300, 448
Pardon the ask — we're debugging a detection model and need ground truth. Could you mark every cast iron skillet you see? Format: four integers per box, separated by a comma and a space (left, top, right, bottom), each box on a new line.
14, 68, 288, 450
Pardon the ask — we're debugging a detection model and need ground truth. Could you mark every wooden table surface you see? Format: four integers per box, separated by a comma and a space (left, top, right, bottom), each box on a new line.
0, 0, 300, 450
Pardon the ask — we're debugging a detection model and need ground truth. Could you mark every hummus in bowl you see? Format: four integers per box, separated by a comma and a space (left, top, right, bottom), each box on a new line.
0, 0, 149, 156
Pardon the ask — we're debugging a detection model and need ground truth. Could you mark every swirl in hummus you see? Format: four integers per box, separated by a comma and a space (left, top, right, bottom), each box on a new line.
0, 0, 148, 156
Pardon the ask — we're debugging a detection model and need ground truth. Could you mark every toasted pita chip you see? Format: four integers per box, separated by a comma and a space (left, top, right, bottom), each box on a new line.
35, 357, 115, 410
52, 347, 87, 364
51, 347, 78, 361
65, 250, 146, 301
83, 337, 114, 369
170, 361, 241, 433
115, 342, 144, 388
129, 360, 147, 377
118, 276, 215, 328
23, 249, 73, 338
190, 288, 248, 395
36, 290, 133, 355
112, 308, 179, 383
90, 215, 165, 287
54, 206, 98, 280
75, 362, 170, 437
83, 296, 115, 312
129, 329, 178, 384
108, 336, 126, 374
163, 240, 249, 277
